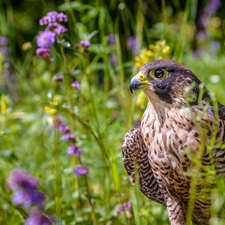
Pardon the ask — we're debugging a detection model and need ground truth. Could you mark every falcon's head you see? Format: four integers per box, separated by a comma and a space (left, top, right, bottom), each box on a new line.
130, 59, 206, 106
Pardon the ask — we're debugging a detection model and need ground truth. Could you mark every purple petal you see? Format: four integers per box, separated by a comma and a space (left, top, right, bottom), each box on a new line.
7, 169, 38, 190
128, 36, 137, 55
72, 81, 81, 89
58, 124, 70, 133
36, 48, 50, 58
61, 133, 75, 141
123, 201, 132, 210
67, 145, 82, 156
47, 23, 68, 35
74, 166, 88, 176
25, 209, 55, 225
80, 40, 90, 48
39, 11, 67, 26
36, 30, 56, 48
54, 75, 63, 82
0, 36, 9, 46
108, 34, 116, 45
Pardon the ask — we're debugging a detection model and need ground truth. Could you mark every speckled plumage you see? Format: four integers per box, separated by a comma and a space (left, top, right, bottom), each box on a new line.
122, 59, 225, 225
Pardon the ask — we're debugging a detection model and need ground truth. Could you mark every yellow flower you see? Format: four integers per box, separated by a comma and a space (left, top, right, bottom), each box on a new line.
135, 56, 141, 62
163, 46, 170, 54
0, 95, 10, 113
149, 44, 155, 50
135, 62, 142, 69
157, 40, 166, 46
146, 50, 154, 57
135, 40, 170, 69
45, 104, 57, 115
45, 95, 62, 115
47, 115, 62, 127
136, 91, 147, 108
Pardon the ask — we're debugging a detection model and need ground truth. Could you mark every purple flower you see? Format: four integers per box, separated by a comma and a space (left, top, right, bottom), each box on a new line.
48, 117, 71, 133
0, 36, 8, 46
192, 47, 204, 58
123, 201, 132, 210
72, 81, 81, 89
61, 133, 75, 141
114, 204, 123, 216
48, 116, 63, 129
39, 11, 67, 26
197, 16, 207, 29
36, 30, 56, 48
196, 30, 207, 41
54, 74, 63, 82
67, 145, 82, 156
109, 53, 118, 66
47, 23, 68, 35
114, 201, 132, 216
36, 11, 68, 60
0, 36, 10, 55
12, 188, 45, 208
80, 40, 90, 48
40, 11, 58, 25
7, 169, 45, 208
204, 0, 221, 16
108, 34, 116, 45
74, 166, 88, 176
36, 48, 50, 58
25, 209, 55, 225
0, 47, 10, 55
209, 40, 220, 55
128, 36, 137, 55
57, 12, 68, 22
7, 169, 38, 190
58, 124, 70, 133
74, 44, 79, 49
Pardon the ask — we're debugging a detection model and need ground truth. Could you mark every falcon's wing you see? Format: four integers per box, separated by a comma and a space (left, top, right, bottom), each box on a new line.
122, 126, 165, 205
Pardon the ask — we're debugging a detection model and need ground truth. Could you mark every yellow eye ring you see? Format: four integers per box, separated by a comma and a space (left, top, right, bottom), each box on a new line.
150, 68, 168, 79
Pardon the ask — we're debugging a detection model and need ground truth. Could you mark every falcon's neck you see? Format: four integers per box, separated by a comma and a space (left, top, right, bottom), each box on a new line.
142, 97, 174, 128
142, 88, 196, 126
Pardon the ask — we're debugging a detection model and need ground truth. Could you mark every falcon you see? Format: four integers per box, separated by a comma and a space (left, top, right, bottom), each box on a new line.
122, 59, 225, 225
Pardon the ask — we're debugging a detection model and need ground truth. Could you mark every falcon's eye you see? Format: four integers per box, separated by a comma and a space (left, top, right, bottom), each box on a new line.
150, 68, 168, 80
154, 69, 164, 78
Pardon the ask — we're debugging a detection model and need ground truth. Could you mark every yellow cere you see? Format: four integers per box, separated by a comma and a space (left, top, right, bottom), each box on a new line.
138, 73, 145, 81
136, 72, 150, 86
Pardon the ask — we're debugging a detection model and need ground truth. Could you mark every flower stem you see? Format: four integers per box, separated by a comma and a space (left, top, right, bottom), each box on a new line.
78, 157, 97, 225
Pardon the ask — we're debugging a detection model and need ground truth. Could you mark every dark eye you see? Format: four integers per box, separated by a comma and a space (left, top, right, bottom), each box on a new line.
149, 68, 168, 79
154, 69, 164, 78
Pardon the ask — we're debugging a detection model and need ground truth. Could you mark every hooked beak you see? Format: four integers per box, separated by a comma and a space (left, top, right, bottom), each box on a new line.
129, 72, 150, 93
